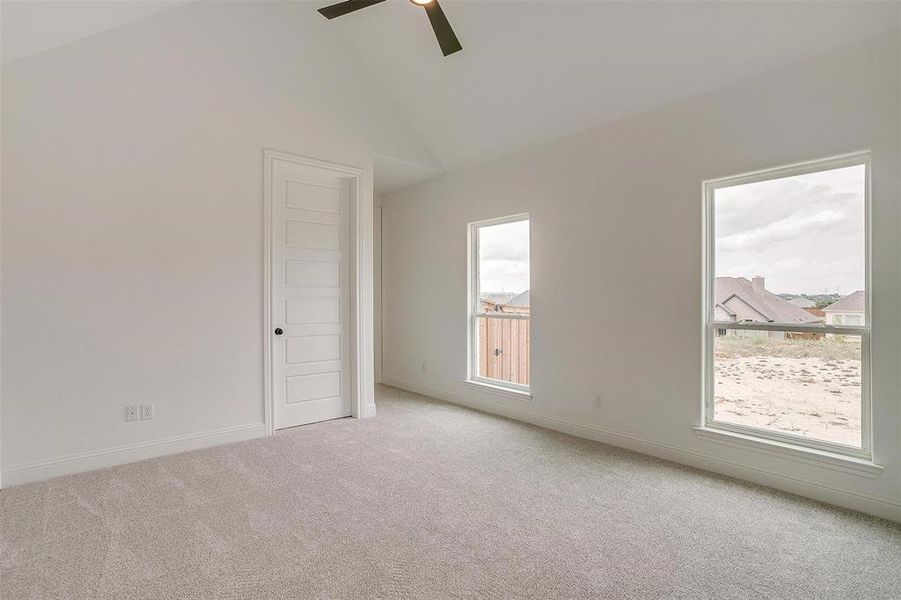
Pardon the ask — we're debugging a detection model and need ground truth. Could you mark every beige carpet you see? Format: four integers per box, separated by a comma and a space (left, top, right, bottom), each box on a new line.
2, 385, 900, 599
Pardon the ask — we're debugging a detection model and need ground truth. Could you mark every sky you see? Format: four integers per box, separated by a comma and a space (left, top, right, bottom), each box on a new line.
715, 164, 865, 295
479, 219, 530, 294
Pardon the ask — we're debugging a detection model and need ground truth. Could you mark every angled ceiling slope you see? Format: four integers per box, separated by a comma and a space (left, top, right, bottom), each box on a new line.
330, 1, 900, 171
5, 1, 898, 191
374, 154, 443, 195
1, 0, 188, 65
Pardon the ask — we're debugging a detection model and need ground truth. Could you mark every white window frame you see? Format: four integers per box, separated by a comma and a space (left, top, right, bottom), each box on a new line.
701, 152, 872, 460
467, 213, 531, 395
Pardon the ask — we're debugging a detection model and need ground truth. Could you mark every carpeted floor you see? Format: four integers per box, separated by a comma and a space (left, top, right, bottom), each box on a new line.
2, 385, 900, 599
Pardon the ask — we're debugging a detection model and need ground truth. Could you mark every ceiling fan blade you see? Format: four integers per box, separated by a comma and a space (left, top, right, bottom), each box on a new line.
318, 0, 387, 20
423, 0, 462, 57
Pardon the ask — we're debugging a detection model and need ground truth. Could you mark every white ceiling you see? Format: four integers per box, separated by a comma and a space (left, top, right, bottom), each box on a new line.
373, 154, 443, 195
1, 0, 187, 65
2, 1, 899, 186
331, 0, 900, 172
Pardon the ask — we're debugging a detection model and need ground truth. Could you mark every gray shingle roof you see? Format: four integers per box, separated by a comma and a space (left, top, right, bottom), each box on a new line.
506, 290, 530, 308
825, 290, 865, 312
788, 297, 817, 308
714, 277, 823, 325
481, 293, 516, 305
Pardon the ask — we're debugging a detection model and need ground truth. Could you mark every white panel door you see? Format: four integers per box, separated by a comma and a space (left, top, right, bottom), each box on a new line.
272, 159, 351, 429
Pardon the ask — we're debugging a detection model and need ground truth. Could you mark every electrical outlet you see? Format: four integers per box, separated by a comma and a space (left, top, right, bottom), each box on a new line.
125, 405, 138, 422
593, 394, 603, 407
421, 361, 427, 373
140, 403, 154, 420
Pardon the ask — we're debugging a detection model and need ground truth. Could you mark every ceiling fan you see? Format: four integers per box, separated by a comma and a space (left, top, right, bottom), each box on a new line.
318, 0, 462, 57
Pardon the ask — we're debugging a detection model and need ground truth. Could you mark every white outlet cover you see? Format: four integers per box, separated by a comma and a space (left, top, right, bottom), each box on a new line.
140, 403, 154, 420
125, 405, 138, 422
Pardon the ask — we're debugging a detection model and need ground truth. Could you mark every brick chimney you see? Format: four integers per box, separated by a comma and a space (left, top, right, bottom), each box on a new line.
751, 276, 765, 294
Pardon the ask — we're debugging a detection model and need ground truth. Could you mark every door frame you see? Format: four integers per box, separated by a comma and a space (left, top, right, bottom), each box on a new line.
373, 203, 383, 384
263, 149, 370, 435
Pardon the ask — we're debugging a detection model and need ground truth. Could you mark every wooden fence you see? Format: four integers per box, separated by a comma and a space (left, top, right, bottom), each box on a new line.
478, 317, 530, 385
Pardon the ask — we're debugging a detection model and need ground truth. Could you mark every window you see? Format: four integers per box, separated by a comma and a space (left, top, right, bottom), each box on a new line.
468, 214, 530, 393
703, 153, 870, 457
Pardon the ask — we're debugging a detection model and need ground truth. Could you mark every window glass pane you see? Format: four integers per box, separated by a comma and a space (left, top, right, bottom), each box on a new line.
713, 331, 862, 448
714, 164, 865, 326
476, 316, 530, 386
474, 218, 530, 387
477, 219, 530, 311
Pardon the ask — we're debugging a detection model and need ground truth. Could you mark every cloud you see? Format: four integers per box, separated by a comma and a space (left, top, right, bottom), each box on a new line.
714, 163, 865, 294
479, 219, 530, 293
717, 208, 847, 252
479, 219, 530, 261
715, 164, 864, 237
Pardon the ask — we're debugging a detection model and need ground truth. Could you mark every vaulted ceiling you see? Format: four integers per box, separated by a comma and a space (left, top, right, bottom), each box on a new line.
3, 1, 899, 184
0, 1, 188, 65
328, 0, 899, 171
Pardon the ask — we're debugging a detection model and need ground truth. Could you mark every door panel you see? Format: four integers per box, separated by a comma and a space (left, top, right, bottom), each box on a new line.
285, 297, 340, 324
286, 180, 341, 213
286, 372, 341, 404
272, 158, 351, 429
285, 260, 340, 287
285, 219, 339, 250
286, 335, 340, 364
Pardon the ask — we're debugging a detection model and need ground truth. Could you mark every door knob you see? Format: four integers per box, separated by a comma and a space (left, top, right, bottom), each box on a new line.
274, 328, 284, 336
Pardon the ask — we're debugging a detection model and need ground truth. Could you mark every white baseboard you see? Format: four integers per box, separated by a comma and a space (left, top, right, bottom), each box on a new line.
381, 376, 901, 522
2, 422, 267, 487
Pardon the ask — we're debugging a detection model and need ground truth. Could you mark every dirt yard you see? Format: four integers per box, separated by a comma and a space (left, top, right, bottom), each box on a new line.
713, 336, 861, 447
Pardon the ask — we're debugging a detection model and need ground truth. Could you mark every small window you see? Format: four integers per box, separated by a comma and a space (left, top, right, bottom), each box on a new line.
704, 154, 870, 457
468, 215, 530, 392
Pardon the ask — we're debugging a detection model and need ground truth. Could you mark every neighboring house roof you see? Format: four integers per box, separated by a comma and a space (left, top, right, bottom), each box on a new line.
721, 293, 771, 322
825, 290, 865, 313
788, 297, 817, 308
714, 305, 735, 321
714, 277, 823, 325
481, 293, 516, 306
506, 290, 530, 308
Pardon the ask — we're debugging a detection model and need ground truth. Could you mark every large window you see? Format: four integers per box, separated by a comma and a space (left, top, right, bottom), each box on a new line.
468, 214, 530, 393
703, 153, 870, 457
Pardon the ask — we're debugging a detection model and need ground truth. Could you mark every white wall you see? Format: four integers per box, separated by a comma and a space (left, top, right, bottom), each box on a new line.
0, 1, 438, 483
382, 32, 901, 520
373, 200, 383, 384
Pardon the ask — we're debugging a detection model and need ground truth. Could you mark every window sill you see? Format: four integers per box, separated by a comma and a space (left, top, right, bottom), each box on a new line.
463, 379, 532, 402
693, 426, 883, 478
